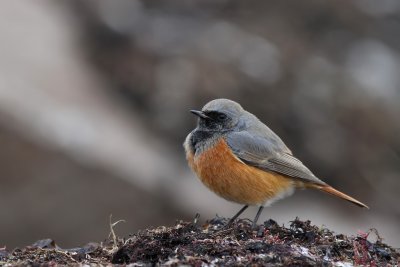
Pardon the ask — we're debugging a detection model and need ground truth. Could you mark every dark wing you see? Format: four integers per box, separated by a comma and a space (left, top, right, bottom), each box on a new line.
226, 131, 326, 185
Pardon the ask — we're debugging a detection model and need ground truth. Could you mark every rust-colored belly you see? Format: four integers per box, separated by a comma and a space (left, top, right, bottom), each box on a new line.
186, 138, 294, 205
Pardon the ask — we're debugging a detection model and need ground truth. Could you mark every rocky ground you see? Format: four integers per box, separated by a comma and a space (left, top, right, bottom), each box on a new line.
1, 217, 398, 266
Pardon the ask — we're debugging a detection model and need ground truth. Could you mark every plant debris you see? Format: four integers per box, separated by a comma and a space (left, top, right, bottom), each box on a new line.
1, 217, 399, 266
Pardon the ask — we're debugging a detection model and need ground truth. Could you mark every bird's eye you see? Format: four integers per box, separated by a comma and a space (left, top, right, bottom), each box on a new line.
217, 113, 227, 120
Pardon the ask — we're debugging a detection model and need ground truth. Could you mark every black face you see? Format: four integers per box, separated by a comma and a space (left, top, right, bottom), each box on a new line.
189, 110, 232, 152
197, 110, 231, 131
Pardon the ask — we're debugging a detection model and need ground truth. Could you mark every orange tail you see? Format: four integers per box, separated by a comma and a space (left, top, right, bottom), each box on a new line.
315, 185, 369, 209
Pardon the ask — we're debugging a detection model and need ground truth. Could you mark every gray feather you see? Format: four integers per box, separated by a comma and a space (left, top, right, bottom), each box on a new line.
226, 131, 326, 185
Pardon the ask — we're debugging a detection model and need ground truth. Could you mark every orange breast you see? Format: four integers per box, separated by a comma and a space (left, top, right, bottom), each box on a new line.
186, 137, 294, 205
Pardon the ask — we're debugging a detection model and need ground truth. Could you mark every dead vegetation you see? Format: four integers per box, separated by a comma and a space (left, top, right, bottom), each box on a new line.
1, 217, 399, 266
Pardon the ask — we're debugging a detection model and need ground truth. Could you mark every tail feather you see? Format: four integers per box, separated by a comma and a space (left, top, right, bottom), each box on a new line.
316, 185, 369, 209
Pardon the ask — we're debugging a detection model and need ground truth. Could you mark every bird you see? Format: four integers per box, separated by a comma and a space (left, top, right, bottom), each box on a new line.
183, 98, 368, 227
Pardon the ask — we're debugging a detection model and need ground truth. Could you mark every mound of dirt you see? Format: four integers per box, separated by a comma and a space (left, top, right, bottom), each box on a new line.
1, 217, 399, 266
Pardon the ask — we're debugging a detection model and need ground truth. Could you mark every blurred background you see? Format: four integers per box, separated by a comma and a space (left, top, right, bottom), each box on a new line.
1, 0, 399, 248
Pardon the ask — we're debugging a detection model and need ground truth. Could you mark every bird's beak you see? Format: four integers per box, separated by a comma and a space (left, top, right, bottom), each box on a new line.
190, 110, 211, 120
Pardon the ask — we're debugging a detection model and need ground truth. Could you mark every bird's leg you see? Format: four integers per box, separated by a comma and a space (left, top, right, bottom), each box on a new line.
227, 205, 249, 225
252, 206, 264, 228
